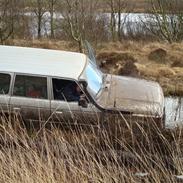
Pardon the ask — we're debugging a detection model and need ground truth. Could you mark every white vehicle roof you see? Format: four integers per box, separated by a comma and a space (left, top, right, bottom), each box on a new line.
0, 45, 87, 80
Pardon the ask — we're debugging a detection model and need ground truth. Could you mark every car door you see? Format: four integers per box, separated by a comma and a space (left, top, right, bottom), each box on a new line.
0, 72, 12, 114
10, 74, 51, 123
50, 77, 100, 127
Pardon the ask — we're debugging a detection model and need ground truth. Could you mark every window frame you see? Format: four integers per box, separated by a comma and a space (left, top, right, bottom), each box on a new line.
12, 73, 49, 100
50, 76, 81, 102
0, 72, 13, 95
85, 62, 103, 97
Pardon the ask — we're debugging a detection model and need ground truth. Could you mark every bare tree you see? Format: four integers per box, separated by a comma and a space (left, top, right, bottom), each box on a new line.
116, 0, 128, 41
145, 0, 183, 43
106, 0, 128, 41
61, 0, 100, 52
61, 0, 85, 52
0, 0, 22, 43
108, 0, 116, 41
29, 0, 48, 39
47, 0, 58, 39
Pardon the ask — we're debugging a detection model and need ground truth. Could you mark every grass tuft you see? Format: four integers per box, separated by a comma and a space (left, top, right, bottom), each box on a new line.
0, 114, 182, 182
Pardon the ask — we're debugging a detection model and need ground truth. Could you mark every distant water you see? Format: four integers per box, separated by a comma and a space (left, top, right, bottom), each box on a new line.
165, 97, 183, 128
26, 12, 155, 38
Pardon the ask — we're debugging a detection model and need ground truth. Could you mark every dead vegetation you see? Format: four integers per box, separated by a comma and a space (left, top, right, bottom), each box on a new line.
5, 39, 78, 52
0, 114, 182, 183
97, 41, 183, 96
148, 48, 167, 63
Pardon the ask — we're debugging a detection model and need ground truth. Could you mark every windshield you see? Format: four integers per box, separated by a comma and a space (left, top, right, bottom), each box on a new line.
85, 62, 103, 96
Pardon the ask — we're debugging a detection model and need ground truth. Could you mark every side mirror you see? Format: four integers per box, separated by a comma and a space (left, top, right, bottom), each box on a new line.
78, 96, 88, 108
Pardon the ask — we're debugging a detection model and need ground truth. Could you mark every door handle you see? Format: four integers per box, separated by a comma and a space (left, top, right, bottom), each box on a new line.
55, 111, 63, 115
13, 107, 21, 112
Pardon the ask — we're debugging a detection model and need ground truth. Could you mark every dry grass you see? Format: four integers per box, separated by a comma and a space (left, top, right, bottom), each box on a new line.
97, 41, 183, 96
5, 39, 78, 52
0, 114, 182, 182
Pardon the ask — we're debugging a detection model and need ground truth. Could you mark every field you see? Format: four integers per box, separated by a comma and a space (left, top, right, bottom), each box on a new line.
97, 41, 183, 96
2, 38, 183, 182
0, 114, 183, 183
1, 0, 183, 181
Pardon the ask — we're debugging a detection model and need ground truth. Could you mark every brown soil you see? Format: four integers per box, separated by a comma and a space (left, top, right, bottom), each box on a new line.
148, 48, 167, 63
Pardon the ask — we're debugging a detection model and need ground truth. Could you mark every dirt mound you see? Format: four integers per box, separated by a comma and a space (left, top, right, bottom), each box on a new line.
171, 60, 183, 67
148, 48, 167, 63
97, 51, 140, 77
158, 67, 175, 77
97, 51, 137, 66
116, 60, 140, 77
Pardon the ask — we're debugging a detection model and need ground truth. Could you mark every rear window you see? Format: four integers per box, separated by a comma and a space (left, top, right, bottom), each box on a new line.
0, 73, 11, 94
13, 75, 47, 99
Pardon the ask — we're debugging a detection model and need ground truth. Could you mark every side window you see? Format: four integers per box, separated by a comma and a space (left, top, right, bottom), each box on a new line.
0, 73, 11, 94
52, 78, 82, 102
13, 75, 47, 99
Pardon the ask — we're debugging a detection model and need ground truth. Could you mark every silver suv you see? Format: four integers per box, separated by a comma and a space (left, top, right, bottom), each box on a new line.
0, 45, 165, 127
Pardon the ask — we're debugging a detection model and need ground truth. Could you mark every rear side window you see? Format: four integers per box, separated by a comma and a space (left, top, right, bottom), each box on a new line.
0, 73, 11, 94
13, 75, 47, 99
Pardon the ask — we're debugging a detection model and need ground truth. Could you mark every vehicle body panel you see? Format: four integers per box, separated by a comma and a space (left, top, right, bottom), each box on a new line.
0, 45, 165, 127
50, 100, 100, 126
0, 46, 87, 80
0, 72, 14, 114
10, 97, 51, 122
0, 95, 11, 114
96, 74, 164, 117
